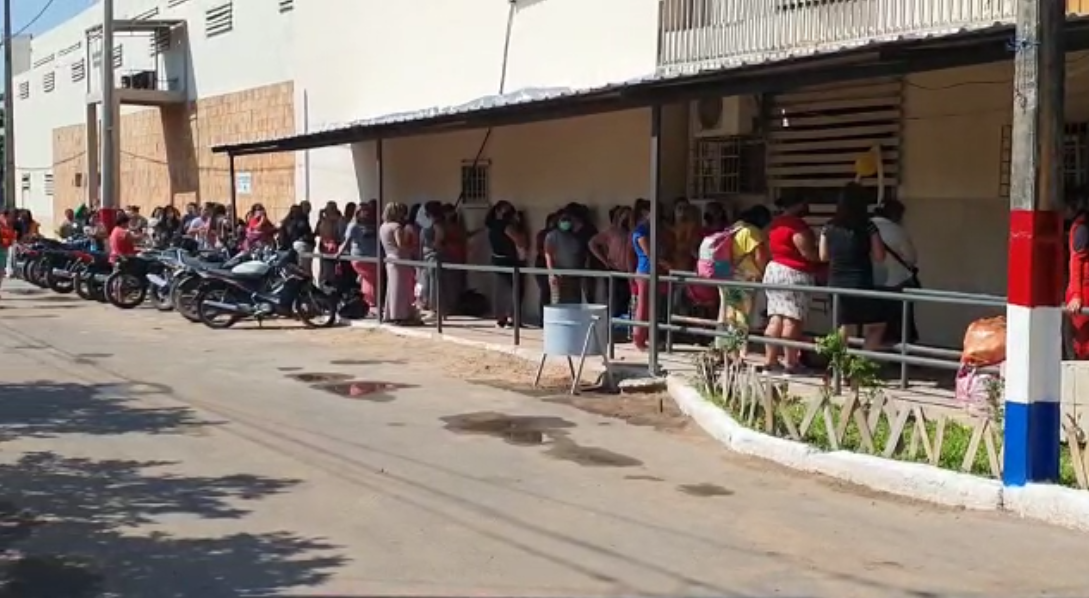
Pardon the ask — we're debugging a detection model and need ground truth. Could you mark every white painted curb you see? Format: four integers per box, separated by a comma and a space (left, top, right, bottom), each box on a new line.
1004, 484, 1089, 532
666, 375, 1003, 511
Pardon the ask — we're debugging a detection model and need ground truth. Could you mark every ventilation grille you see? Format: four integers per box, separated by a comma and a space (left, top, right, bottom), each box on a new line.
32, 53, 55, 68
133, 7, 160, 19
112, 46, 123, 68
71, 59, 86, 83
167, 0, 189, 7
205, 2, 234, 38
20, 175, 30, 192
279, 0, 294, 12
17, 81, 28, 99
42, 71, 55, 93
57, 41, 81, 57
44, 174, 54, 196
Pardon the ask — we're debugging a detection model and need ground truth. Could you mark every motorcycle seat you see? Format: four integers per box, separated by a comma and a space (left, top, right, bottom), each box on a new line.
207, 268, 265, 280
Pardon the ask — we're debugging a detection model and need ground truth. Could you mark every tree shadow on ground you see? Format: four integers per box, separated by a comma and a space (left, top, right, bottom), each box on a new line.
0, 452, 345, 597
0, 381, 213, 443
0, 379, 346, 596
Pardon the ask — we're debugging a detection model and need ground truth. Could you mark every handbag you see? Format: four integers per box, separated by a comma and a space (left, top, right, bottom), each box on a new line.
882, 242, 921, 288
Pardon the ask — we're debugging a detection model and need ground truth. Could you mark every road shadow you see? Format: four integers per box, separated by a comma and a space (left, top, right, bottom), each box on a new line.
0, 381, 214, 443
0, 452, 345, 597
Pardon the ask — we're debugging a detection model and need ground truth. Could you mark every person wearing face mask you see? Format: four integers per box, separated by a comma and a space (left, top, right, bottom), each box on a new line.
763, 192, 822, 373
544, 209, 587, 305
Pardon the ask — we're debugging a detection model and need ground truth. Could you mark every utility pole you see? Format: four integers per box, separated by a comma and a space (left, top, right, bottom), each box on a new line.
1003, 0, 1066, 486
99, 0, 118, 229
3, 0, 16, 210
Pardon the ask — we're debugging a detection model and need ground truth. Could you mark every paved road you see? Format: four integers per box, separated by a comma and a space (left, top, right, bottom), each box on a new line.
0, 281, 1087, 598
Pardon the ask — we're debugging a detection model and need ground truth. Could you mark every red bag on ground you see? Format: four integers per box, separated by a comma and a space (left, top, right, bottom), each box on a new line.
961, 316, 1006, 367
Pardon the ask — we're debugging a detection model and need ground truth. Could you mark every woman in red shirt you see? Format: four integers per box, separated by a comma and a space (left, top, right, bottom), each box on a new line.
762, 193, 821, 373
1066, 194, 1089, 359
108, 212, 139, 264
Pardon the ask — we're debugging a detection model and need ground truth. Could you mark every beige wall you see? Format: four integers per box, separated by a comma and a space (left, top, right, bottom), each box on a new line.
52, 81, 296, 222
350, 105, 689, 313
900, 55, 1089, 347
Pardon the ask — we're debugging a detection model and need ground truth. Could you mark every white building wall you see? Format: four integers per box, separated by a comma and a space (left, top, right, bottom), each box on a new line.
294, 0, 662, 204
11, 0, 295, 233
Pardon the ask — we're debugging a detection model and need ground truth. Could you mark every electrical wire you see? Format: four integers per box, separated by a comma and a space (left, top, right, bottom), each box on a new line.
1, 0, 61, 47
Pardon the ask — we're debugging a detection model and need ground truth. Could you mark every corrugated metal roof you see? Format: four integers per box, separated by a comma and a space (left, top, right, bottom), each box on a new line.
217, 21, 1021, 153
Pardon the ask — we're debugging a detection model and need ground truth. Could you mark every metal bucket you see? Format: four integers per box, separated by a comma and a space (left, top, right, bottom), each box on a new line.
542, 304, 608, 357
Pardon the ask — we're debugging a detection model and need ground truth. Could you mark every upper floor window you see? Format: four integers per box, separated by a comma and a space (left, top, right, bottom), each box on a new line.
42, 71, 55, 93
44, 173, 54, 196
279, 0, 294, 12
57, 41, 81, 57
20, 174, 30, 192
31, 53, 55, 69
206, 2, 234, 38
113, 45, 123, 68
167, 0, 189, 7
17, 81, 29, 100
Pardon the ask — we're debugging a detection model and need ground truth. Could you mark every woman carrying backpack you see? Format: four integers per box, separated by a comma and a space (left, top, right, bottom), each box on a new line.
698, 207, 770, 352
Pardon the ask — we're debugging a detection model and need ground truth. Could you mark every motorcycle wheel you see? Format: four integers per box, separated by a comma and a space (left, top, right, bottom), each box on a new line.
150, 282, 174, 311
171, 274, 204, 322
74, 272, 97, 301
26, 258, 49, 288
105, 272, 147, 309
45, 265, 75, 294
195, 286, 241, 329
295, 287, 338, 329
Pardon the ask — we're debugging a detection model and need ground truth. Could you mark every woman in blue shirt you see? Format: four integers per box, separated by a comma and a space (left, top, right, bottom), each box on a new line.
630, 199, 655, 350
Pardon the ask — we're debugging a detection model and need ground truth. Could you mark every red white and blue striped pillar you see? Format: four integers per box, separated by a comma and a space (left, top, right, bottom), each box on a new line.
1003, 0, 1065, 486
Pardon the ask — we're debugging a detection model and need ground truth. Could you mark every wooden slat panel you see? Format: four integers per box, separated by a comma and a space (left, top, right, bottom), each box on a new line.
771, 177, 899, 188
768, 163, 900, 176
776, 96, 902, 114
770, 110, 902, 129
768, 124, 899, 141
768, 150, 900, 165
774, 82, 904, 107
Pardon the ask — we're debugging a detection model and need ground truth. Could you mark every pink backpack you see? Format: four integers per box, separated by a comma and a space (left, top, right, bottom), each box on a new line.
689, 226, 739, 306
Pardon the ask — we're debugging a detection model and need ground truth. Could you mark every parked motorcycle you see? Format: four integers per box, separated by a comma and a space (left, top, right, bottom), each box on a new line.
105, 251, 171, 309
193, 249, 338, 329
73, 251, 114, 303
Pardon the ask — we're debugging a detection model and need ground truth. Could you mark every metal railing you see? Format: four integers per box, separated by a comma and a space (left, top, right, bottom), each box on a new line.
657, 0, 1016, 75
310, 252, 1017, 389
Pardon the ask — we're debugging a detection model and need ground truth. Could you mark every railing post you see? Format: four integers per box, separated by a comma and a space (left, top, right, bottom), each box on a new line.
512, 263, 521, 346
665, 274, 675, 352
647, 103, 662, 376
831, 292, 842, 395
434, 259, 443, 335
374, 138, 385, 322
606, 273, 615, 359
899, 298, 910, 389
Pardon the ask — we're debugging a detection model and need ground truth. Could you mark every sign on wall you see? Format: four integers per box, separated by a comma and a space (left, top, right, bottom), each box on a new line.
236, 172, 253, 195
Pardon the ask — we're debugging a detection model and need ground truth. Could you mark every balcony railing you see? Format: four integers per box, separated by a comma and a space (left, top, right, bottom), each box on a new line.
658, 0, 1019, 75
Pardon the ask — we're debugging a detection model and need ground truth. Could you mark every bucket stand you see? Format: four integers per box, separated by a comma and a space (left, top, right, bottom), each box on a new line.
533, 314, 613, 395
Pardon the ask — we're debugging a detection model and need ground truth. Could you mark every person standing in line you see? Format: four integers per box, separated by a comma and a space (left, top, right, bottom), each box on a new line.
379, 202, 416, 324
0, 211, 16, 299
533, 212, 559, 325
589, 206, 634, 341
486, 200, 527, 328
871, 198, 919, 345
338, 200, 380, 308
316, 202, 344, 285
544, 209, 587, 305
630, 199, 670, 351
763, 193, 821, 373
819, 184, 888, 351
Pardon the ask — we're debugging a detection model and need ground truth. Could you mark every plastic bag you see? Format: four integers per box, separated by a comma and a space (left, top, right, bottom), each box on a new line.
954, 364, 1003, 418
961, 316, 1006, 367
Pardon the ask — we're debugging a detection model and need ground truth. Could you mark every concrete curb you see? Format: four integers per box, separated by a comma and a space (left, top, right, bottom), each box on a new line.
1004, 484, 1089, 532
666, 375, 1003, 511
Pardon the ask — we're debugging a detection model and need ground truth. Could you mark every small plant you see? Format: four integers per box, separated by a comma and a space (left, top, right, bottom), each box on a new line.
983, 374, 1005, 426
693, 348, 725, 393
815, 332, 883, 403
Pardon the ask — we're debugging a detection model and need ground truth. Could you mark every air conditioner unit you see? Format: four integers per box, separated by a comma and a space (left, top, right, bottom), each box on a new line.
691, 96, 757, 138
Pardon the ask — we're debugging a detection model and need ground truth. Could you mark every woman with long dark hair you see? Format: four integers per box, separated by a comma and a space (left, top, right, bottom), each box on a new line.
486, 200, 527, 327
819, 184, 887, 350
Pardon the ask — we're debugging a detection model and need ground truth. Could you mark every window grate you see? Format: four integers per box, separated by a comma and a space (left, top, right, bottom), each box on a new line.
133, 7, 160, 19
279, 0, 294, 12
999, 122, 1089, 197
42, 71, 55, 93
689, 136, 766, 198
205, 2, 234, 38
44, 174, 54, 196
460, 161, 491, 205
17, 81, 29, 100
167, 0, 189, 7
71, 59, 86, 83
20, 174, 30, 192
112, 45, 123, 68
